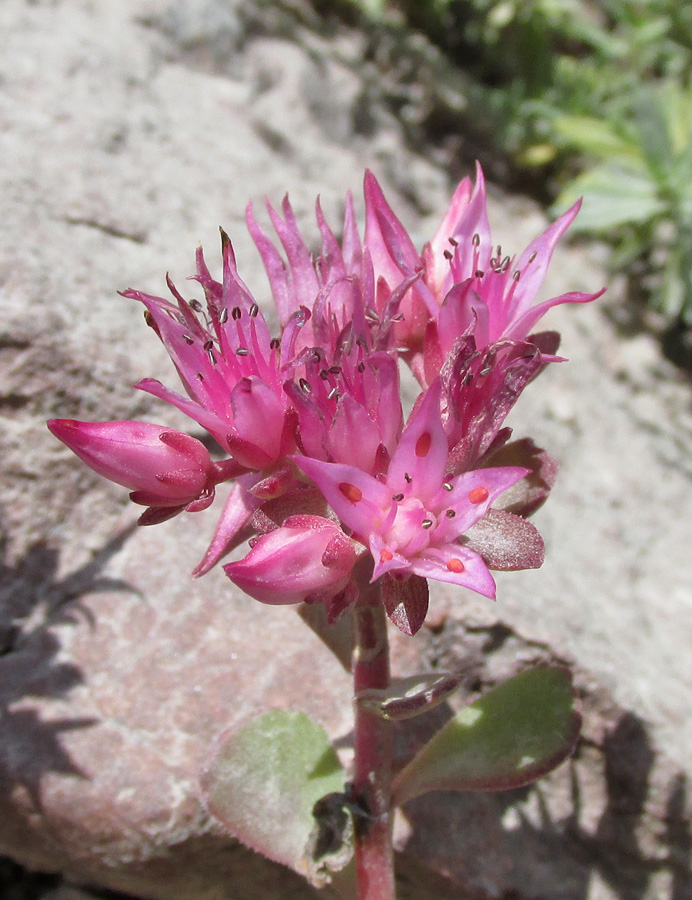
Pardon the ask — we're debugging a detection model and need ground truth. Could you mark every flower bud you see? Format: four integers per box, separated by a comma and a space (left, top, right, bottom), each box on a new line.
47, 419, 213, 507
224, 515, 356, 605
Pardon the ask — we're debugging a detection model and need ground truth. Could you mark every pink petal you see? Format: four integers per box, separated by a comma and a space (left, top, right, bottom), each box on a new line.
411, 545, 496, 598
387, 381, 447, 503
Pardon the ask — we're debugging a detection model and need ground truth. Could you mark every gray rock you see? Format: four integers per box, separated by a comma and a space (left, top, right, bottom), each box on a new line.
0, 1, 690, 899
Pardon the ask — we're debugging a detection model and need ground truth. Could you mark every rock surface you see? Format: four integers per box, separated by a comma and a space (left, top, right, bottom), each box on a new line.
1, 1, 691, 899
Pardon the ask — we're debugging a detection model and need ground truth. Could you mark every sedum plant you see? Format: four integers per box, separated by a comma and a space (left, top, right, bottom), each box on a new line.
49, 166, 602, 899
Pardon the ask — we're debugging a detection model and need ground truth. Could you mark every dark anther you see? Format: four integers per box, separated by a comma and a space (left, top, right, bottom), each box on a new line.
319, 369, 330, 380
479, 365, 492, 376
512, 270, 521, 282
449, 236, 458, 247
443, 482, 453, 491
392, 493, 404, 502
231, 306, 242, 321
528, 251, 537, 263
190, 299, 203, 312
197, 372, 205, 381
404, 473, 412, 483
357, 362, 365, 373
299, 378, 311, 394
235, 347, 249, 356
182, 334, 194, 345
207, 348, 217, 365
443, 249, 453, 260
446, 509, 456, 518
328, 387, 340, 400
270, 338, 281, 350
472, 233, 480, 247
422, 519, 433, 529
249, 303, 259, 318
218, 307, 229, 324
203, 339, 214, 351
475, 269, 484, 278
328, 366, 341, 375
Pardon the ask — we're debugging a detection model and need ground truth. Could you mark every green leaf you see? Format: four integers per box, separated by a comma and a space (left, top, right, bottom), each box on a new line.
552, 114, 641, 164
201, 710, 351, 888
554, 165, 666, 231
391, 666, 581, 806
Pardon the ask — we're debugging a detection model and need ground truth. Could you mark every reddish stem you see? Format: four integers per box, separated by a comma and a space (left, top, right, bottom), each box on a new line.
352, 593, 395, 900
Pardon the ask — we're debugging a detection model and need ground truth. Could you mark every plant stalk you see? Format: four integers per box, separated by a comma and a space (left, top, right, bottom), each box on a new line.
352, 594, 395, 900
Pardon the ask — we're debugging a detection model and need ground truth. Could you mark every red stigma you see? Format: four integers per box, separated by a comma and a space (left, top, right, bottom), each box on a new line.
415, 432, 432, 457
339, 482, 362, 503
468, 486, 489, 504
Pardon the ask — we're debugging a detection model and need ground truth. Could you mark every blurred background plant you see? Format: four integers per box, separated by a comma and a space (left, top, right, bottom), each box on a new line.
320, 0, 692, 360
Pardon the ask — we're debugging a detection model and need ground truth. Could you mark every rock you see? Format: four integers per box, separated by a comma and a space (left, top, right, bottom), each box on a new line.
1, 1, 691, 899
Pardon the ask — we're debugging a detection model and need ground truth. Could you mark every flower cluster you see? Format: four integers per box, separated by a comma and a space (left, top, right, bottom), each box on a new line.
48, 166, 602, 634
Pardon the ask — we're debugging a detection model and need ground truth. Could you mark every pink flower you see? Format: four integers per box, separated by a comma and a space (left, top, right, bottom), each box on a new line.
224, 515, 357, 609
294, 382, 535, 632
47, 420, 218, 523
364, 165, 604, 359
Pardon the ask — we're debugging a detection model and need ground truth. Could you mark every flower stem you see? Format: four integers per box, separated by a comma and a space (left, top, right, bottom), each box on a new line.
352, 594, 395, 900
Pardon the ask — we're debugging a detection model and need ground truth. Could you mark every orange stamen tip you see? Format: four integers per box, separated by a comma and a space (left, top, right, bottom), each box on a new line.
339, 482, 363, 503
469, 486, 489, 504
415, 432, 432, 457
447, 558, 465, 573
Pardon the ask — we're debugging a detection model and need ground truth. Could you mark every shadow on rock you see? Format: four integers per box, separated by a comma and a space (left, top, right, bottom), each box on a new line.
0, 529, 137, 808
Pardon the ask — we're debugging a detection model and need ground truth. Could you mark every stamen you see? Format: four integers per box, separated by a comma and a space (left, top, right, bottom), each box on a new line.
182, 334, 194, 345
469, 486, 489, 504
143, 310, 156, 328
207, 348, 216, 365
443, 249, 453, 260
472, 233, 480, 247
449, 236, 458, 247
218, 307, 229, 324
475, 269, 485, 278
190, 299, 203, 313
357, 361, 365, 373
392, 493, 404, 502
512, 270, 521, 282
446, 509, 456, 518
328, 366, 341, 375
319, 369, 330, 380
269, 338, 281, 350
447, 558, 465, 573
327, 387, 339, 400
203, 339, 214, 351
404, 473, 412, 483
443, 482, 453, 491
415, 432, 432, 457
528, 251, 537, 263
231, 306, 242, 320
235, 347, 250, 356
339, 482, 362, 503
249, 303, 259, 318
422, 519, 433, 529
299, 378, 311, 394
479, 364, 492, 377
196, 372, 204, 382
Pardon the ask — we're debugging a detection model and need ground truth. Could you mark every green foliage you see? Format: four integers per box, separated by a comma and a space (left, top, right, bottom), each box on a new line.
200, 711, 351, 888
391, 665, 581, 806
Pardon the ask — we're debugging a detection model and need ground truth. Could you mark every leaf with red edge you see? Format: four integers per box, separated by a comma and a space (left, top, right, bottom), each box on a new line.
391, 666, 581, 806
382, 573, 429, 636
485, 438, 558, 517
355, 671, 464, 720
465, 508, 545, 570
201, 710, 351, 888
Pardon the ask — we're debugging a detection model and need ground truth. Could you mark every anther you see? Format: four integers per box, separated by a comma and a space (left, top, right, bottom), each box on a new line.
512, 270, 521, 282
249, 303, 259, 318
339, 482, 362, 503
218, 307, 229, 324
404, 473, 412, 483
235, 347, 249, 356
357, 362, 365, 373
190, 299, 203, 312
479, 365, 492, 376
475, 269, 485, 278
528, 252, 537, 263
270, 338, 281, 350
446, 509, 456, 518
231, 306, 242, 320
328, 387, 339, 400
469, 486, 489, 504
144, 310, 156, 328
319, 369, 330, 380
472, 233, 480, 247
443, 249, 453, 260
449, 236, 458, 247
443, 482, 453, 491
207, 348, 216, 365
299, 378, 311, 394
203, 339, 214, 351
392, 493, 404, 502
328, 366, 341, 375
196, 372, 204, 382
422, 519, 433, 529
182, 334, 194, 345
